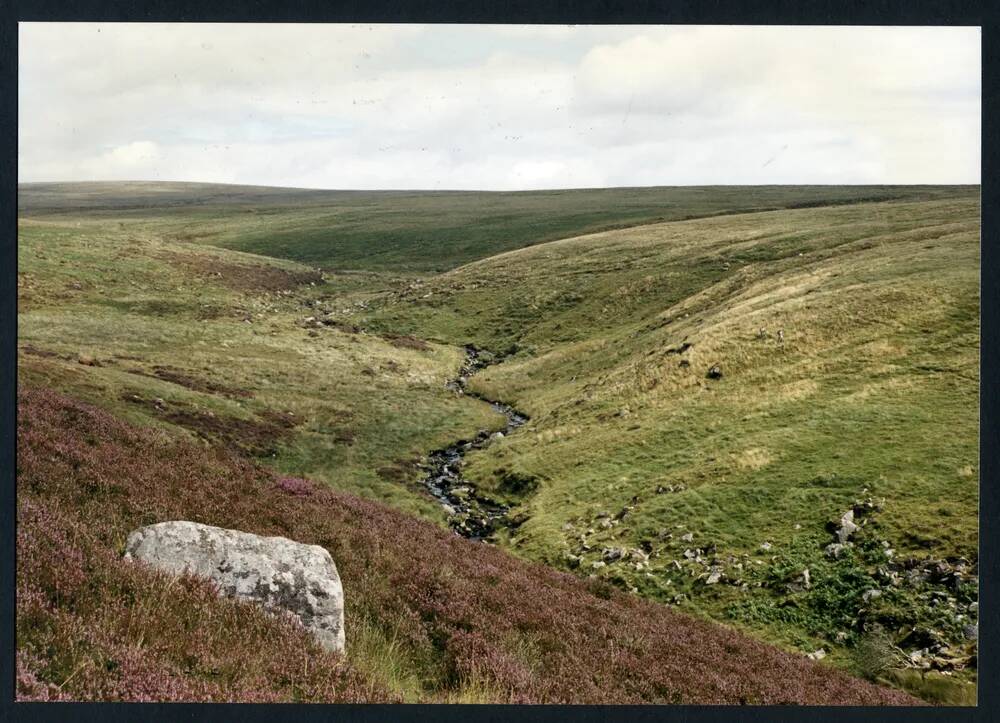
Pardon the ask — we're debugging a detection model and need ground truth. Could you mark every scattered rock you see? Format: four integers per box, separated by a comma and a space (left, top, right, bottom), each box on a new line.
825, 542, 852, 559
680, 532, 694, 543
705, 569, 722, 585
628, 548, 649, 563
591, 560, 606, 570
837, 510, 858, 544
963, 624, 978, 641
807, 649, 827, 661
787, 568, 811, 593
759, 541, 772, 552
862, 589, 882, 603
602, 547, 625, 563
123, 521, 345, 653
706, 364, 723, 380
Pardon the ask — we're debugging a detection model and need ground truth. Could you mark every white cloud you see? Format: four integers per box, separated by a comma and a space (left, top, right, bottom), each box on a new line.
18, 23, 980, 188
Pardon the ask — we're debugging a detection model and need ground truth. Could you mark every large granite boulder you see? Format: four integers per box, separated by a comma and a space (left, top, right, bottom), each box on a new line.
123, 521, 345, 653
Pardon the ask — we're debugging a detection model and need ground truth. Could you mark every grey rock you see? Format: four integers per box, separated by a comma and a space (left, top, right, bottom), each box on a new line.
837, 510, 858, 544
602, 547, 625, 563
862, 589, 882, 603
825, 542, 852, 559
787, 568, 811, 593
124, 521, 345, 653
963, 624, 978, 641
807, 649, 826, 661
680, 532, 694, 542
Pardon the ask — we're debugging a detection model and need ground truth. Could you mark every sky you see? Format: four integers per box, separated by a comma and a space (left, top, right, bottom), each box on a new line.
18, 23, 981, 190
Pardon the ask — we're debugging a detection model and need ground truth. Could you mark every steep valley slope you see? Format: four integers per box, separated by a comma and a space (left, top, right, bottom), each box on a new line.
16, 182, 979, 703
352, 193, 980, 700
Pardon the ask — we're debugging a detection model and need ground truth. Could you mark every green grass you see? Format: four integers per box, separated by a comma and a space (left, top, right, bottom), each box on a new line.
17, 182, 980, 702
20, 181, 976, 272
346, 193, 980, 696
17, 216, 502, 523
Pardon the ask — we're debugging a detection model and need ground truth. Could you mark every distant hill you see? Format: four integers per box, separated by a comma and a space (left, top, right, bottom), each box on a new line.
18, 181, 977, 272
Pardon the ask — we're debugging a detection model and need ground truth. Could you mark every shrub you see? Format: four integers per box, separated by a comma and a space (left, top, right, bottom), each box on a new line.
853, 626, 903, 681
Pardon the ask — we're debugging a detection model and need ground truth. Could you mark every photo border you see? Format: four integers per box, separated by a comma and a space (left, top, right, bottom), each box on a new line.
1, 1, 993, 721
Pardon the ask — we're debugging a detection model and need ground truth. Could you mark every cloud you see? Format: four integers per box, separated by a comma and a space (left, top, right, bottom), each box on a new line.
18, 23, 980, 188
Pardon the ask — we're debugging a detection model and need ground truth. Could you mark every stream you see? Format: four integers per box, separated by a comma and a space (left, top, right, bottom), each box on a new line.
420, 346, 528, 541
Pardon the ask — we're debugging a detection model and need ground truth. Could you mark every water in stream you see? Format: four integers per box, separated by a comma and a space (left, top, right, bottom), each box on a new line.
420, 346, 528, 541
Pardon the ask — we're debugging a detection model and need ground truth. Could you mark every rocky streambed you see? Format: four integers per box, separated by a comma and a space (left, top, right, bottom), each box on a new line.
420, 346, 528, 541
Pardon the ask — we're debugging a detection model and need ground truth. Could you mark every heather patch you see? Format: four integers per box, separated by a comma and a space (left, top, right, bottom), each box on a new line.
119, 390, 296, 457
16, 386, 919, 704
146, 365, 255, 399
158, 250, 323, 292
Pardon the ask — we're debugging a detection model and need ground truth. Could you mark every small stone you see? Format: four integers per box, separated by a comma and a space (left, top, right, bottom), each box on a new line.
825, 542, 852, 559
837, 510, 858, 543
969, 601, 978, 615
602, 547, 625, 563
862, 589, 882, 603
759, 541, 772, 552
706, 364, 723, 380
963, 624, 978, 641
680, 532, 694, 542
705, 570, 722, 585
591, 560, 606, 570
807, 649, 826, 661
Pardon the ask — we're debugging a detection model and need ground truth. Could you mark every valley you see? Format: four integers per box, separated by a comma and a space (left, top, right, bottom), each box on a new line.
15, 181, 980, 704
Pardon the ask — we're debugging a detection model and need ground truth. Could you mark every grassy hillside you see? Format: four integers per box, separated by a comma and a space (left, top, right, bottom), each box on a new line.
350, 193, 980, 701
19, 181, 973, 272
17, 213, 501, 523
16, 182, 979, 704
